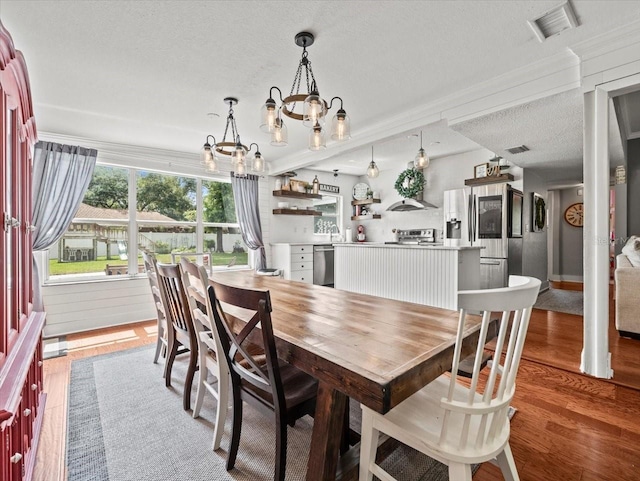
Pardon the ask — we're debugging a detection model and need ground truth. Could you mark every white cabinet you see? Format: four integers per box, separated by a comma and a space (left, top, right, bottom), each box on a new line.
271, 244, 314, 284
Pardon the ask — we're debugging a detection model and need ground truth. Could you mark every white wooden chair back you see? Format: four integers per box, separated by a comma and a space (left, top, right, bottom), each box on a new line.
441, 275, 541, 452
180, 258, 228, 374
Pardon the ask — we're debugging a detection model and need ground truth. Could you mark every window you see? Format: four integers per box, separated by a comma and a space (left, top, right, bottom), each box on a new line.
46, 165, 130, 279
202, 180, 248, 267
313, 194, 342, 235
44, 166, 247, 282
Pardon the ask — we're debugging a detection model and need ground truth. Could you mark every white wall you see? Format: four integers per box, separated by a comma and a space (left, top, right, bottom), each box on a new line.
268, 168, 359, 244
353, 148, 523, 243
522, 170, 549, 289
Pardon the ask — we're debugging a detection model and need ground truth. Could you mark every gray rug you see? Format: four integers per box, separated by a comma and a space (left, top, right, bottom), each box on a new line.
534, 288, 584, 316
67, 346, 483, 481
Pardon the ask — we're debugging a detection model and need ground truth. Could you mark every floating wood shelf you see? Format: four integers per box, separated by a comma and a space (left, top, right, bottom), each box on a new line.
464, 173, 514, 186
272, 190, 322, 199
351, 198, 381, 206
273, 209, 322, 216
351, 214, 382, 221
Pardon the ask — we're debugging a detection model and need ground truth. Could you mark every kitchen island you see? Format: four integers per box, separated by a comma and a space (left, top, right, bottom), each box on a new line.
334, 243, 482, 310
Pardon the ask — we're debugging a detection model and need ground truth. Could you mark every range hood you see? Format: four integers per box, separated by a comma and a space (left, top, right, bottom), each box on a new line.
387, 198, 438, 211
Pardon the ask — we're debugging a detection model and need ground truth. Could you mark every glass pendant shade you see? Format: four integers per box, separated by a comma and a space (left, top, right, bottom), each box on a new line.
260, 98, 277, 133
303, 90, 326, 128
235, 159, 247, 177
201, 142, 214, 165
204, 156, 218, 173
252, 151, 265, 173
415, 148, 430, 169
366, 160, 379, 179
233, 139, 246, 165
309, 123, 326, 151
330, 109, 350, 141
270, 118, 288, 146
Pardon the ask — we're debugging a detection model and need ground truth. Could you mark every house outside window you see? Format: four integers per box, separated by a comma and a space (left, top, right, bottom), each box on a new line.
44, 165, 247, 282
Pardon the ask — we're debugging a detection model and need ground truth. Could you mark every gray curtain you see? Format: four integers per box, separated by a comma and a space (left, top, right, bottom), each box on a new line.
32, 141, 98, 310
230, 173, 266, 270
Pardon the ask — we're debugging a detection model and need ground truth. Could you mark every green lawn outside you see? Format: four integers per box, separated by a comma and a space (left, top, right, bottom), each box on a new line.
49, 252, 249, 276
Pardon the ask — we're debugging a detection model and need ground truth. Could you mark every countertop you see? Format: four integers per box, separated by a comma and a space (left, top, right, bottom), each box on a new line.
333, 243, 483, 250
271, 242, 482, 250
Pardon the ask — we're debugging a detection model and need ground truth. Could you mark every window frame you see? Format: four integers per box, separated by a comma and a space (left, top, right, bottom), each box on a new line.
313, 193, 343, 237
43, 163, 247, 284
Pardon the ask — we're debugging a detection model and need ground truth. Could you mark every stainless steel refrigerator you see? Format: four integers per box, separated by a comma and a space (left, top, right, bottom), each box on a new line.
443, 183, 523, 288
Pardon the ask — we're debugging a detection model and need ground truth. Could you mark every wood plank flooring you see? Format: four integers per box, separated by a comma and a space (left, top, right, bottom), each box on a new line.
33, 284, 640, 481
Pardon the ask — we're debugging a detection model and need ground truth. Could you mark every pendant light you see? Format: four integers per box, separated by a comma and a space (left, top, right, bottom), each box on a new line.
260, 32, 350, 151
414, 131, 430, 169
366, 146, 379, 178
200, 97, 264, 175
309, 121, 326, 151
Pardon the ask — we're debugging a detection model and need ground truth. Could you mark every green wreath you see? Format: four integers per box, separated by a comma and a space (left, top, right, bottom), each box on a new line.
395, 168, 425, 198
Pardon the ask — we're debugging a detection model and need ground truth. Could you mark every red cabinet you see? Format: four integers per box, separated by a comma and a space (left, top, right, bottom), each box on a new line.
0, 21, 45, 481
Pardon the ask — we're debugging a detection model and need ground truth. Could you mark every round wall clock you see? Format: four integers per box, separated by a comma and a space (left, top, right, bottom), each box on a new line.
564, 202, 583, 227
352, 182, 370, 200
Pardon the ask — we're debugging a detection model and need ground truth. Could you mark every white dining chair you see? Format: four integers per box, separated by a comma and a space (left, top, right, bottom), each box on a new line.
180, 258, 231, 450
359, 275, 541, 481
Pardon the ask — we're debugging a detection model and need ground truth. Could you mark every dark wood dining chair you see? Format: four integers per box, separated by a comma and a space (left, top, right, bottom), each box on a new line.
142, 251, 169, 365
155, 262, 198, 411
208, 280, 318, 481
180, 258, 231, 450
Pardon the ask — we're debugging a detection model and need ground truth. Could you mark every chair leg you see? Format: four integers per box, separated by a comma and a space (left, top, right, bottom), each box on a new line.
164, 339, 178, 387
359, 407, 380, 481
274, 417, 288, 481
153, 322, 164, 364
212, 369, 229, 451
183, 347, 198, 411
496, 444, 520, 481
192, 352, 208, 419
448, 462, 473, 481
227, 384, 243, 471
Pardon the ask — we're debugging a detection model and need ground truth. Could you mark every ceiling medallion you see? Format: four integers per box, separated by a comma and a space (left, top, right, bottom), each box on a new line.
260, 32, 351, 151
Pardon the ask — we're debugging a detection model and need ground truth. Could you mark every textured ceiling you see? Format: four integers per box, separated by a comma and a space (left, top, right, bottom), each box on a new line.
1, 0, 639, 176
453, 89, 625, 184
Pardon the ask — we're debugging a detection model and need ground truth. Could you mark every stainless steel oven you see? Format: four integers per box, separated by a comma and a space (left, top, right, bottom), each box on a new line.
313, 245, 334, 287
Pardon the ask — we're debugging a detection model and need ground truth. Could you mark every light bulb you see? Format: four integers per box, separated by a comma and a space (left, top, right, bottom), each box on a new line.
260, 98, 277, 133
331, 109, 351, 141
415, 148, 430, 169
367, 161, 379, 179
252, 152, 265, 173
309, 123, 326, 151
200, 142, 214, 164
270, 118, 288, 146
303, 88, 326, 128
236, 159, 246, 177
204, 157, 218, 173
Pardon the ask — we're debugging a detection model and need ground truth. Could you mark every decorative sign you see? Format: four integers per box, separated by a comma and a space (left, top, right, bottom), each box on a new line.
615, 166, 626, 185
319, 183, 340, 193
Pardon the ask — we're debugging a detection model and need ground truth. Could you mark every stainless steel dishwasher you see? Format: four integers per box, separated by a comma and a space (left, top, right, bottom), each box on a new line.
313, 245, 335, 287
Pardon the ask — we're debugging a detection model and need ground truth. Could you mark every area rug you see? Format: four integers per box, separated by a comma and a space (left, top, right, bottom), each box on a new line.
533, 288, 584, 316
67, 346, 486, 481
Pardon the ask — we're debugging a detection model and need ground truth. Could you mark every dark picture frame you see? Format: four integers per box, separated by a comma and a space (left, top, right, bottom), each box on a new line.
532, 192, 546, 233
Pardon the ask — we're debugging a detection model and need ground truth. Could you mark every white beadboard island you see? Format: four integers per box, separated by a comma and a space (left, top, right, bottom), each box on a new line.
334, 243, 482, 310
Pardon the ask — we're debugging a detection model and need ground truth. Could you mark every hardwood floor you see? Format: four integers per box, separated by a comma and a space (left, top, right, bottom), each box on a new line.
34, 285, 640, 481
34, 322, 158, 481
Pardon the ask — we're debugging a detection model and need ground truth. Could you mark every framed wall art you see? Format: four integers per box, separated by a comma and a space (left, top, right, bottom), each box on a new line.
532, 192, 546, 233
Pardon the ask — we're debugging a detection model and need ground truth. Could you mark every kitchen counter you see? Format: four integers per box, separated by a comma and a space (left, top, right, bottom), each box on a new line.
335, 243, 482, 250
334, 243, 481, 310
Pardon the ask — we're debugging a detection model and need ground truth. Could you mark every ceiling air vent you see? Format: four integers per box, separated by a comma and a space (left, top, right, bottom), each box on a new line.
528, 2, 579, 43
505, 145, 530, 155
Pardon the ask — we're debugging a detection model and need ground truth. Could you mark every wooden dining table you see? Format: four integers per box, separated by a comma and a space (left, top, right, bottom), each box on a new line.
209, 270, 485, 481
